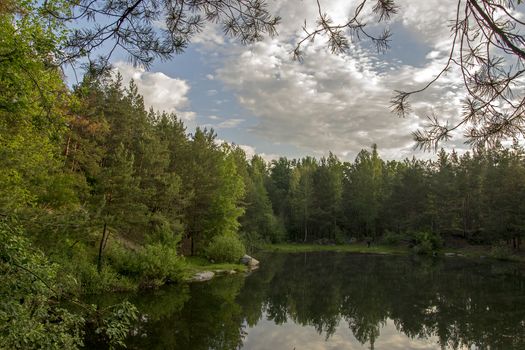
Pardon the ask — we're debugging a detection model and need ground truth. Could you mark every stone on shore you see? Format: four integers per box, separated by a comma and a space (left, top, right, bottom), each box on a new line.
191, 271, 215, 282
240, 255, 260, 269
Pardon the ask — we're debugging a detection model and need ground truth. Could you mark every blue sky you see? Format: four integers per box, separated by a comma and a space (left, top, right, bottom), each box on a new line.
74, 0, 524, 161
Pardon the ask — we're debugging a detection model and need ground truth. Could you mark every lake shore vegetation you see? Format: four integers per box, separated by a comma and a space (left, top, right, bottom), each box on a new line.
2, 1, 525, 348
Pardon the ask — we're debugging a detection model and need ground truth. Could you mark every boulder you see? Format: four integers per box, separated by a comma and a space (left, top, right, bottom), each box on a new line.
240, 255, 260, 268
191, 271, 215, 282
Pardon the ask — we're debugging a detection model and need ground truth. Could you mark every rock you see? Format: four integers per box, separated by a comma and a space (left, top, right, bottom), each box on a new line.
228, 270, 236, 275
240, 255, 260, 268
191, 271, 215, 282
444, 253, 456, 257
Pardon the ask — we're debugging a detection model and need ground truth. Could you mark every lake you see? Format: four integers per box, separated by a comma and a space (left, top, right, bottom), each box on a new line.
89, 252, 525, 349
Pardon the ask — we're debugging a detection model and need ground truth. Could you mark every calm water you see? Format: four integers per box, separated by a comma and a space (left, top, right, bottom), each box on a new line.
90, 252, 525, 349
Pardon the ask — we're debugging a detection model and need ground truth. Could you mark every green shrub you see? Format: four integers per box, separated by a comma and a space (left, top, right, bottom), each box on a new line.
205, 234, 246, 263
490, 243, 512, 260
334, 227, 346, 245
0, 222, 84, 349
382, 230, 406, 245
411, 231, 443, 255
266, 214, 286, 243
63, 243, 135, 294
108, 242, 186, 288
240, 230, 264, 254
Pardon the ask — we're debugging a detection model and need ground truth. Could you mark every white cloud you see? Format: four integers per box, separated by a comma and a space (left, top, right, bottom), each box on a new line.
396, 0, 459, 45
217, 118, 245, 129
192, 21, 225, 48
113, 61, 195, 121
210, 0, 470, 160
214, 139, 278, 162
237, 143, 279, 162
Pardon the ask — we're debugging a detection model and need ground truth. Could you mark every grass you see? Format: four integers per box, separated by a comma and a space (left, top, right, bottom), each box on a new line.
261, 243, 525, 262
260, 243, 409, 255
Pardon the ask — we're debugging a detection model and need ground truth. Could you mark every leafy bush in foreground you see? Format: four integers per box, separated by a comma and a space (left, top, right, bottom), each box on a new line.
205, 234, 246, 263
109, 242, 186, 288
0, 222, 84, 349
0, 221, 138, 349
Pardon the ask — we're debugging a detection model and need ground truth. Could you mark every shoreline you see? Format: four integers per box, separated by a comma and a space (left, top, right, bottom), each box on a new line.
259, 243, 525, 263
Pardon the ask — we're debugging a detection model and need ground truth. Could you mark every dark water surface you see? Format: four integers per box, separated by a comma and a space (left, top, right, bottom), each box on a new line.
92, 253, 525, 349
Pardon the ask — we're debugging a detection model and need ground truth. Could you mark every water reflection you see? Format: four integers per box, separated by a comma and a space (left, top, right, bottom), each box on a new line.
121, 253, 525, 349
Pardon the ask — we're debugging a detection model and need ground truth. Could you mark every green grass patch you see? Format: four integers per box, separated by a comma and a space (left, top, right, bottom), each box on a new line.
260, 243, 409, 255
260, 243, 525, 263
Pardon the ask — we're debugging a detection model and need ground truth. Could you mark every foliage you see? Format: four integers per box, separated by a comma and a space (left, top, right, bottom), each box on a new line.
108, 242, 186, 288
92, 301, 138, 350
48, 0, 280, 66
0, 221, 84, 349
0, 221, 141, 349
382, 231, 406, 246
0, 0, 72, 212
489, 243, 513, 261
205, 234, 246, 264
411, 231, 443, 255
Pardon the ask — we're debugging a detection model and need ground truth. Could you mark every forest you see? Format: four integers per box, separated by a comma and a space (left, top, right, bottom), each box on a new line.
2, 0, 525, 349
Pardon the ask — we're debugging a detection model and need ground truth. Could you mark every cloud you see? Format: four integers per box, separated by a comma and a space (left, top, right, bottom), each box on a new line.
192, 21, 225, 48
217, 118, 245, 129
113, 61, 195, 121
215, 138, 279, 162
211, 0, 469, 160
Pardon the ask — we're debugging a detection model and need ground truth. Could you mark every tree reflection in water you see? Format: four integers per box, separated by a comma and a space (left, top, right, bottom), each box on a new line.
122, 253, 525, 350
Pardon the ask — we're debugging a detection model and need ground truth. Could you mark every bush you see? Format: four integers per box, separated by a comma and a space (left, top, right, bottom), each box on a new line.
240, 230, 264, 254
63, 243, 135, 294
382, 230, 406, 245
108, 242, 186, 288
411, 231, 443, 255
490, 243, 512, 260
0, 222, 84, 349
205, 234, 246, 263
334, 227, 346, 245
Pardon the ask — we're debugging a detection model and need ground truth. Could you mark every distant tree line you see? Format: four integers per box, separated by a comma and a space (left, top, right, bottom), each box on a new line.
262, 145, 525, 250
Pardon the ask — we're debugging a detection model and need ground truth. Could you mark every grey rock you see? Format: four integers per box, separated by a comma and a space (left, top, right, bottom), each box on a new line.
191, 271, 215, 282
240, 255, 260, 268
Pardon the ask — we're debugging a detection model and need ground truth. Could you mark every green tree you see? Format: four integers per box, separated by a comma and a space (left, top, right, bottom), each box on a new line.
311, 153, 343, 240
289, 157, 317, 242
241, 155, 285, 244
343, 145, 384, 240
181, 129, 245, 255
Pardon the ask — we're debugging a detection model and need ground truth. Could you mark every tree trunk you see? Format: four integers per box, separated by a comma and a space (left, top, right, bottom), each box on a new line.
303, 221, 308, 242
64, 135, 71, 157
303, 200, 308, 242
97, 222, 108, 273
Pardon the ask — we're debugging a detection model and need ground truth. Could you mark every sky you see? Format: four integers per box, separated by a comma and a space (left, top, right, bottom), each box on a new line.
81, 0, 524, 162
